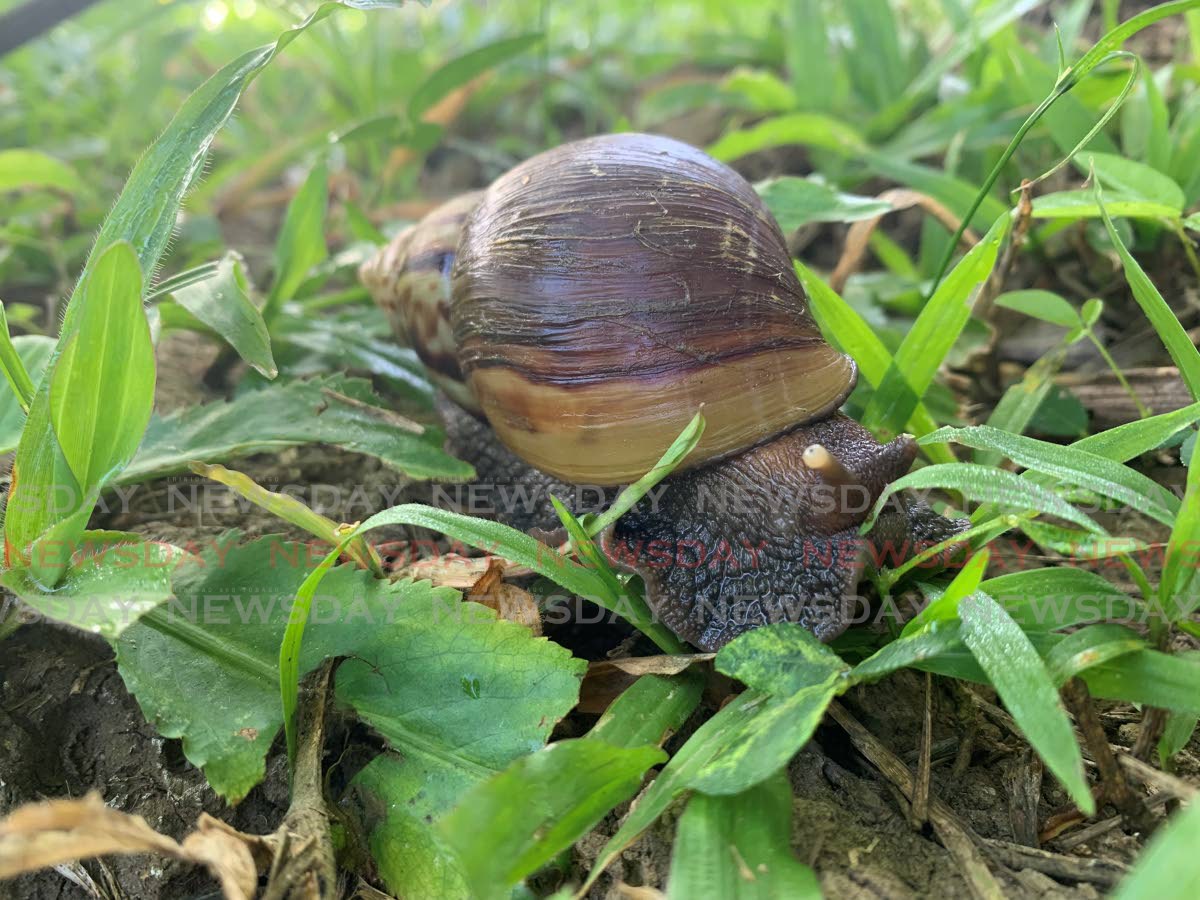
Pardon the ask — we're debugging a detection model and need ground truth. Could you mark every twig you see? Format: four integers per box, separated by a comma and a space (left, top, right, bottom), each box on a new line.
828, 701, 1005, 900
1062, 678, 1155, 835
265, 659, 338, 899
911, 672, 933, 828
1054, 795, 1172, 852
1118, 753, 1198, 802
1004, 749, 1043, 848
980, 838, 1127, 887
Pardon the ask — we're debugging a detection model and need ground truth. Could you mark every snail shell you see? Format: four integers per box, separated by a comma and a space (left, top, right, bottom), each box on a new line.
365, 133, 857, 485
360, 190, 483, 414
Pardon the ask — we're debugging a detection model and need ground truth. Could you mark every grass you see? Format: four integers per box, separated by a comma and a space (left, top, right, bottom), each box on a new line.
1, 0, 1200, 896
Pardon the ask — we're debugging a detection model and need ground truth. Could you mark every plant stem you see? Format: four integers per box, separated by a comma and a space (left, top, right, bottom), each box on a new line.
1088, 330, 1152, 419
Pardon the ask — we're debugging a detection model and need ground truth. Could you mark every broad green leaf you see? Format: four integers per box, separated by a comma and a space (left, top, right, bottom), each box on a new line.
1161, 441, 1200, 620
4, 0, 411, 574
925, 425, 1180, 525
715, 622, 849, 696
1043, 624, 1145, 685
1097, 183, 1200, 399
0, 149, 83, 194
169, 253, 276, 378
863, 213, 1011, 435
589, 671, 705, 750
120, 375, 473, 483
584, 673, 842, 894
0, 335, 53, 454
441, 741, 665, 900
721, 68, 799, 113
1112, 800, 1200, 900
338, 630, 583, 900
708, 113, 867, 161
993, 290, 1081, 328
265, 161, 328, 314
408, 34, 543, 120
268, 306, 436, 405
48, 242, 155, 492
901, 549, 990, 636
1084, 648, 1200, 716
115, 535, 581, 802
959, 592, 1093, 813
438, 673, 700, 900
1, 539, 181, 638
756, 176, 891, 231
981, 568, 1137, 631
863, 464, 1104, 534
667, 773, 821, 900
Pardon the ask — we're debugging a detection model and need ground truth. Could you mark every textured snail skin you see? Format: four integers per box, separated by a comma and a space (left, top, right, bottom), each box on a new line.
450, 134, 856, 485
438, 398, 967, 651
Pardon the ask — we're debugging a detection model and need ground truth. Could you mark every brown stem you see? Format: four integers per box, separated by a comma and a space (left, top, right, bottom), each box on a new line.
1062, 678, 1156, 835
264, 659, 338, 899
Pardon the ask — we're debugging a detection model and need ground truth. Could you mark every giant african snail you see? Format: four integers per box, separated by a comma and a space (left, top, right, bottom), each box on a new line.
361, 132, 967, 651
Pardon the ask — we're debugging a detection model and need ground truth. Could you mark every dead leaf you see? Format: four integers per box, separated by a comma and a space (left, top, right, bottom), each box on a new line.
578, 654, 714, 714
468, 559, 542, 635
0, 793, 262, 900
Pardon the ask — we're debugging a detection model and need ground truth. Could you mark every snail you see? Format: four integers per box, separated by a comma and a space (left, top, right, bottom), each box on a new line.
361, 133, 967, 651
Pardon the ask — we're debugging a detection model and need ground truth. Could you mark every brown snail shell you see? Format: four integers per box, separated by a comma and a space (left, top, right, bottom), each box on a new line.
360, 190, 483, 414
450, 133, 856, 484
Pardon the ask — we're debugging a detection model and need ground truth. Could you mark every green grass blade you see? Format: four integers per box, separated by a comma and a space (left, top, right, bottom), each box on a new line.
1112, 797, 1200, 899
1161, 440, 1200, 620
408, 33, 543, 120
862, 463, 1105, 534
0, 303, 35, 413
924, 425, 1180, 526
862, 214, 1011, 437
1096, 180, 1200, 399
265, 161, 328, 317
960, 592, 1094, 814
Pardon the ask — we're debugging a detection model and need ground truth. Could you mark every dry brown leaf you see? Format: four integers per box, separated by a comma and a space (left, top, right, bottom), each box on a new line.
468, 559, 543, 635
829, 189, 978, 293
578, 654, 713, 714
0, 793, 262, 899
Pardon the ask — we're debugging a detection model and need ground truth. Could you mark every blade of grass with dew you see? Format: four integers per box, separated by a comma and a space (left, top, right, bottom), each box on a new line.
862, 214, 1011, 438
862, 464, 1105, 534
795, 263, 954, 464
960, 591, 1094, 813
924, 425, 1180, 526
901, 549, 990, 636
1096, 180, 1200, 398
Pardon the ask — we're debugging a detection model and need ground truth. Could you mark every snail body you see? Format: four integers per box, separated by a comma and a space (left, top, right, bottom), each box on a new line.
362, 133, 966, 650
